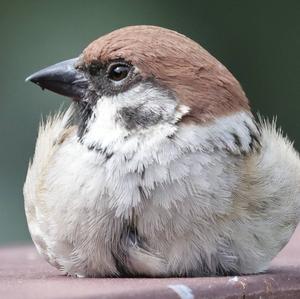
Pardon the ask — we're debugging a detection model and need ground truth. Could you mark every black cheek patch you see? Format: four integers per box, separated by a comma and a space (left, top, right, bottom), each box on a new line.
118, 106, 164, 131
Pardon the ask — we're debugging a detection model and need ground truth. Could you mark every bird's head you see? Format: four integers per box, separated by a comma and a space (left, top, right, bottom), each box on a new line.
27, 26, 251, 152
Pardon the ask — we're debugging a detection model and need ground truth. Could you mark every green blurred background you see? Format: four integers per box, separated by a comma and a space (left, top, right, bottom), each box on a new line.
0, 1, 299, 245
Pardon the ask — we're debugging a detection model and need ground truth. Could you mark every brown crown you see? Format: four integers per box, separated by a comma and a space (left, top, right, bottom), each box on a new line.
83, 25, 250, 123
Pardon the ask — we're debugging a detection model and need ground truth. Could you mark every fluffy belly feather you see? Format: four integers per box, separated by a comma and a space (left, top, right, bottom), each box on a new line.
24, 108, 300, 277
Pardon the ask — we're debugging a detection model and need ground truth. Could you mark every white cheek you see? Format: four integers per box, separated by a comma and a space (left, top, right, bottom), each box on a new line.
81, 83, 188, 153
82, 98, 127, 149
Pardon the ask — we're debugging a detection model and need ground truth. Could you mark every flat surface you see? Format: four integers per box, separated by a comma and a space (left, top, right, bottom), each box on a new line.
1, 227, 300, 299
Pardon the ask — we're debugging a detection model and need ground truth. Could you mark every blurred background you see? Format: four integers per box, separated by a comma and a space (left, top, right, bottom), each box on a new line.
0, 0, 299, 245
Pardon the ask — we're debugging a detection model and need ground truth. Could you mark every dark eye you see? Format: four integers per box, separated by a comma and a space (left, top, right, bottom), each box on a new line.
108, 64, 130, 82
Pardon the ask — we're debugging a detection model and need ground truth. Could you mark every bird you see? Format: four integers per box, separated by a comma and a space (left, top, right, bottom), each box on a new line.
24, 25, 300, 278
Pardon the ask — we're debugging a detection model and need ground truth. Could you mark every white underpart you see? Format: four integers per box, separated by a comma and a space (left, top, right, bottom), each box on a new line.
24, 85, 300, 277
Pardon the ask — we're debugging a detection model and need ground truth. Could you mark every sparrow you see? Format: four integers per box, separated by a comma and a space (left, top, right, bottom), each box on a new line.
24, 25, 300, 278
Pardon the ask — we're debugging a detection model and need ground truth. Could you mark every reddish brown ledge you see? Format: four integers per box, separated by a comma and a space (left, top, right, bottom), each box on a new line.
1, 226, 300, 299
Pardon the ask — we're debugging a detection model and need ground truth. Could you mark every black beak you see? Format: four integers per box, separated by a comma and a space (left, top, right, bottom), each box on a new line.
26, 58, 88, 100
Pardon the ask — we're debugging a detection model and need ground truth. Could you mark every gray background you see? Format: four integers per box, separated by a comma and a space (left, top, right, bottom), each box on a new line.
0, 1, 299, 244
